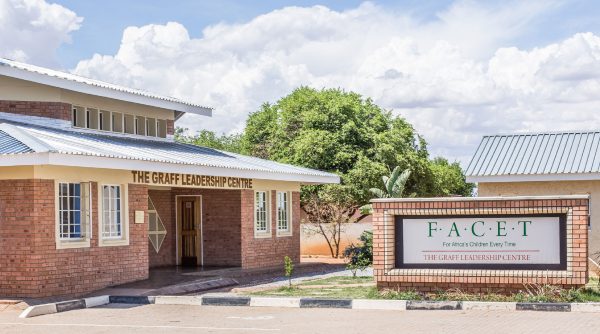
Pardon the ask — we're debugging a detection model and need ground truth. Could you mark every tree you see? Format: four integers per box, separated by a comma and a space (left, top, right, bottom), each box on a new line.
359, 166, 414, 215
175, 128, 244, 154
429, 157, 474, 197
301, 185, 357, 258
243, 87, 432, 204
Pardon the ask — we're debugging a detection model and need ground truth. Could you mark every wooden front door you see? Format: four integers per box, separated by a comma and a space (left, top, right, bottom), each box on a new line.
177, 196, 201, 266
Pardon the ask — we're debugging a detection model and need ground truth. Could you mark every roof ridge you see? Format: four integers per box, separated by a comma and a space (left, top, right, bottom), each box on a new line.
482, 129, 600, 138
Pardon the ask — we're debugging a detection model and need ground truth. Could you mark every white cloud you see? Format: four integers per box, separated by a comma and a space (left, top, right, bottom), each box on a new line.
0, 0, 82, 66
71, 1, 600, 165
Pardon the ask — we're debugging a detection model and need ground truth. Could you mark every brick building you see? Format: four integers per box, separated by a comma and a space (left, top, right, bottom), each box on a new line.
0, 58, 339, 298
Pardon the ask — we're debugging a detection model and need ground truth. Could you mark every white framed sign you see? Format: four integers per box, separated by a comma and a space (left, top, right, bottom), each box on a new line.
396, 215, 566, 270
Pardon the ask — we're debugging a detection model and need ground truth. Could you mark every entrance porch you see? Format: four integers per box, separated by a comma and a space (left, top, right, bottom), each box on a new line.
146, 186, 301, 270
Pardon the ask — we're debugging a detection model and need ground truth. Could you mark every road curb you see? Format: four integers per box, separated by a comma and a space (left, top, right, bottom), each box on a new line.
300, 298, 352, 309
19, 295, 110, 318
19, 294, 600, 317
516, 302, 571, 312
407, 300, 462, 310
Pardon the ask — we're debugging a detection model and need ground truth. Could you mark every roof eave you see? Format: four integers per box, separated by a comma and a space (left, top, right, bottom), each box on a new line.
467, 173, 600, 183
0, 152, 340, 184
0, 65, 212, 116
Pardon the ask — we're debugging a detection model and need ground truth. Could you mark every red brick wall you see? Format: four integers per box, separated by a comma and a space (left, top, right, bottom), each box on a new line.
0, 180, 149, 298
0, 100, 71, 121
166, 120, 174, 135
147, 188, 301, 269
241, 191, 301, 269
372, 197, 589, 293
0, 179, 43, 297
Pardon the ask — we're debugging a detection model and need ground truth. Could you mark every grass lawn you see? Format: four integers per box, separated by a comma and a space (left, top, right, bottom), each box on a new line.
249, 275, 600, 303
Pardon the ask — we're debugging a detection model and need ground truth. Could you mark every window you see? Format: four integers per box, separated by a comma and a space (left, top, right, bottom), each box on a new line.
72, 106, 86, 128
101, 185, 122, 239
148, 196, 167, 253
112, 112, 124, 132
70, 105, 169, 138
99, 110, 111, 131
277, 191, 291, 235
57, 182, 91, 248
254, 191, 270, 236
124, 114, 135, 134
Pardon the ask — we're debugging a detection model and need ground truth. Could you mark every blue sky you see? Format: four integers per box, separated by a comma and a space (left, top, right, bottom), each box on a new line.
53, 0, 600, 69
4, 0, 600, 164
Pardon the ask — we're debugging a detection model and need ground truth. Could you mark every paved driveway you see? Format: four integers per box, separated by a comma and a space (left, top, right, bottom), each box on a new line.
1, 304, 599, 334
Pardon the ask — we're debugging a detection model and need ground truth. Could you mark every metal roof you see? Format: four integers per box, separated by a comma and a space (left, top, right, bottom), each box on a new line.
0, 57, 212, 116
466, 131, 600, 177
0, 130, 33, 154
0, 121, 339, 184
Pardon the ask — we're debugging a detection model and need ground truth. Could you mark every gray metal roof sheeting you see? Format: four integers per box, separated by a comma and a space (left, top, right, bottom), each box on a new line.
466, 131, 600, 176
0, 57, 212, 114
0, 121, 339, 181
0, 130, 33, 154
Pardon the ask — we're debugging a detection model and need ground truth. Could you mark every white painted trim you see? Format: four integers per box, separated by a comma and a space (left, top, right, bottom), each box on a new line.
0, 64, 212, 116
174, 195, 203, 266
54, 180, 91, 249
0, 153, 340, 184
275, 191, 292, 237
97, 183, 129, 247
467, 173, 600, 183
371, 194, 590, 203
253, 190, 272, 239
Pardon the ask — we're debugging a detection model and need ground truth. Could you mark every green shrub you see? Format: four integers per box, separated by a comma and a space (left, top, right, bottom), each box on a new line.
284, 256, 294, 287
343, 231, 373, 277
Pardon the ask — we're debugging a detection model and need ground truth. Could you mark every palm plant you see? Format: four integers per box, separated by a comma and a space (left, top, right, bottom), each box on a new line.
360, 166, 412, 214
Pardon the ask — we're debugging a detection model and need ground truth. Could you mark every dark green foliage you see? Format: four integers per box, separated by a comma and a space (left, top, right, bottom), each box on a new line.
241, 87, 474, 205
175, 128, 244, 154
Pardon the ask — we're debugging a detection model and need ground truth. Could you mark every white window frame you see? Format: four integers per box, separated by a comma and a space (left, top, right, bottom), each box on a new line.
254, 190, 271, 238
276, 191, 292, 236
98, 184, 129, 247
55, 181, 92, 249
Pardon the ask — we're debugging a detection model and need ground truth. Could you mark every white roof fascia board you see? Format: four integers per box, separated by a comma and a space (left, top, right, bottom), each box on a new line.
0, 152, 340, 184
371, 194, 590, 203
467, 173, 600, 183
0, 152, 50, 166
0, 65, 212, 116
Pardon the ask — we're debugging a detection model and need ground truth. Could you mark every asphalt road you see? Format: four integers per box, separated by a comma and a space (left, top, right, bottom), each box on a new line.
1, 304, 600, 334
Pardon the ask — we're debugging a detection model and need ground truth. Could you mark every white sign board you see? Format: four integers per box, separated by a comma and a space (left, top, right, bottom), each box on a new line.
400, 216, 563, 268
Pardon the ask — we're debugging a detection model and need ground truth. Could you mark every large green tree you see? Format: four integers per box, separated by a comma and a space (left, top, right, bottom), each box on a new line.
243, 86, 437, 204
